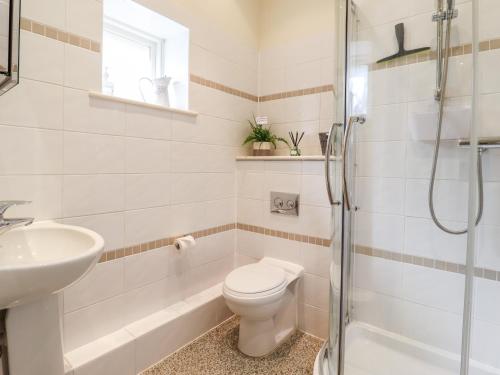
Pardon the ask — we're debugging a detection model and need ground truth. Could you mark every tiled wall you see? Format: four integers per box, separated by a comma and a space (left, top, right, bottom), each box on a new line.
352, 0, 500, 368
0, 0, 259, 354
235, 159, 336, 338
256, 0, 337, 156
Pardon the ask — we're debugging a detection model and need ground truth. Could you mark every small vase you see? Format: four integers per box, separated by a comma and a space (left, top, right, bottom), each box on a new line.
253, 142, 273, 156
290, 147, 301, 157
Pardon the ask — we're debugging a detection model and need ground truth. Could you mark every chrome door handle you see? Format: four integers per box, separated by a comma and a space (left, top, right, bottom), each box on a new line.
325, 123, 342, 206
342, 115, 366, 211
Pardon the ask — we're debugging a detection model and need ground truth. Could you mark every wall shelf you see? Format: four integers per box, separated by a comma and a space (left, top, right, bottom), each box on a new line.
236, 155, 340, 161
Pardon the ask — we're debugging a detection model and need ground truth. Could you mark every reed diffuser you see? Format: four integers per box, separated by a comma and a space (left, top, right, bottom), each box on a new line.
289, 131, 304, 156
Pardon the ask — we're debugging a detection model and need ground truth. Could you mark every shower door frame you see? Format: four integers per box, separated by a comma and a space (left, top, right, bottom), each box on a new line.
324, 1, 358, 374
329, 1, 483, 375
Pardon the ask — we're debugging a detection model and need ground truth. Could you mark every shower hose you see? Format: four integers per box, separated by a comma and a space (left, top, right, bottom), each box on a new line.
428, 16, 484, 235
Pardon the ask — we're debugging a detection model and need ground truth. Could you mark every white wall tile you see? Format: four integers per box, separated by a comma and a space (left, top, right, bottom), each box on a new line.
125, 174, 171, 210
62, 212, 125, 251
64, 45, 101, 90
64, 294, 128, 352
354, 254, 403, 298
359, 104, 407, 142
66, 0, 103, 41
123, 248, 169, 290
301, 273, 329, 310
125, 138, 170, 174
355, 177, 405, 215
299, 243, 331, 278
64, 88, 126, 136
121, 280, 168, 324
0, 175, 62, 219
64, 259, 125, 313
188, 231, 234, 269
0, 125, 63, 174
400, 299, 463, 354
402, 263, 465, 314
355, 212, 405, 252
64, 132, 125, 174
124, 206, 170, 246
0, 79, 64, 129
356, 141, 406, 178
171, 173, 234, 204
20, 32, 65, 84
63, 175, 125, 217
298, 303, 328, 339
367, 66, 409, 106
353, 288, 405, 335
235, 230, 264, 260
22, 0, 66, 29
125, 105, 172, 140
404, 217, 467, 264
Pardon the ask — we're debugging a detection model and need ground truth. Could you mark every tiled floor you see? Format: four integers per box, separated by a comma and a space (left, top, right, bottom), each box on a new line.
141, 317, 324, 375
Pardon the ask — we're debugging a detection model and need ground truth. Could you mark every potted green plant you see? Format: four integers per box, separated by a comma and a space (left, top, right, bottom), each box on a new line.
242, 116, 289, 156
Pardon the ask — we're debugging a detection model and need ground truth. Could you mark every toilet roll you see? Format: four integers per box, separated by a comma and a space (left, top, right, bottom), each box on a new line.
174, 235, 196, 252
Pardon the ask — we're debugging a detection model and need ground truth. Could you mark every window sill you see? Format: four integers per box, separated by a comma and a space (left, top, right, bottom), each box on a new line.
88, 91, 198, 117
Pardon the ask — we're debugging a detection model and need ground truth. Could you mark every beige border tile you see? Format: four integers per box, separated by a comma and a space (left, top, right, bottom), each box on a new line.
20, 17, 101, 53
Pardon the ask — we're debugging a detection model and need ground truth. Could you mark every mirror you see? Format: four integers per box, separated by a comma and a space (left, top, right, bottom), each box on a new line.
0, 0, 21, 96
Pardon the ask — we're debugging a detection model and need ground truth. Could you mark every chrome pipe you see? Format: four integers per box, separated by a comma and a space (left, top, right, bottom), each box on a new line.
458, 137, 500, 148
435, 0, 444, 101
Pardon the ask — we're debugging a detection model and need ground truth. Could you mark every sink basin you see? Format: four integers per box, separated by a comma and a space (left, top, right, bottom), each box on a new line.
0, 221, 104, 310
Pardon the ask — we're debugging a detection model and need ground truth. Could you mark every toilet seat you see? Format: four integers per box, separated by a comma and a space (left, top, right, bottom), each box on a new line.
223, 263, 287, 300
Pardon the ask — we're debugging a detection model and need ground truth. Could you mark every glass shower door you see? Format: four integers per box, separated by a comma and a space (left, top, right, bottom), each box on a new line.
323, 0, 497, 374
320, 1, 360, 374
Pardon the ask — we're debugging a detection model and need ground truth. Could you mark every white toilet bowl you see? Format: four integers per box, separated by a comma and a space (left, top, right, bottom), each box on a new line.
223, 257, 304, 357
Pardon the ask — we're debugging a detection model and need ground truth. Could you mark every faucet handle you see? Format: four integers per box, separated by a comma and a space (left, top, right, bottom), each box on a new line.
0, 201, 32, 215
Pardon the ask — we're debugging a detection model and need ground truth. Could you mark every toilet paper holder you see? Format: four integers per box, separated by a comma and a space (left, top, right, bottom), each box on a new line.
174, 235, 196, 251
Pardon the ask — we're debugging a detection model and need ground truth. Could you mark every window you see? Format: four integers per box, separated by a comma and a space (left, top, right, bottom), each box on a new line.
103, 0, 189, 109
103, 19, 165, 101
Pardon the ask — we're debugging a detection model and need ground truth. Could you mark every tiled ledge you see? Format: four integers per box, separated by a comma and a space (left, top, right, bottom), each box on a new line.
65, 284, 230, 374
88, 91, 198, 117
236, 155, 340, 161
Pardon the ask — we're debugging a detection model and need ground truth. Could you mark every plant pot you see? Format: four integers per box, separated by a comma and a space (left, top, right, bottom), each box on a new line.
253, 142, 273, 156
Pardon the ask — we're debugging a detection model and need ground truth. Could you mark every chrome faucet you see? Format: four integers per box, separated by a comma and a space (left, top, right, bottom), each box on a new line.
0, 201, 34, 235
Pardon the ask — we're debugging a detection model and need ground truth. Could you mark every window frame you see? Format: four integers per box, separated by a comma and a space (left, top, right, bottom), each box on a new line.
102, 16, 166, 80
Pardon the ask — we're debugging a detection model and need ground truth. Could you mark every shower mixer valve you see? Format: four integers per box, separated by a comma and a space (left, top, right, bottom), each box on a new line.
432, 8, 458, 22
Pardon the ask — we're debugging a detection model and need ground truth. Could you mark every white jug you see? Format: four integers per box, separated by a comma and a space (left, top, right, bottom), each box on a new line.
139, 76, 171, 107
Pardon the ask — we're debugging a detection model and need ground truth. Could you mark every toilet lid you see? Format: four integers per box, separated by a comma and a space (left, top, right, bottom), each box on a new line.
224, 263, 286, 295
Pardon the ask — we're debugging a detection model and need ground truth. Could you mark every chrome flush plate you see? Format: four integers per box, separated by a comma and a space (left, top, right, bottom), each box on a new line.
270, 192, 299, 216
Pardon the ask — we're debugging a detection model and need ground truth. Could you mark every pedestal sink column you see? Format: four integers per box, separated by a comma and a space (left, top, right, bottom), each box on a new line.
5, 294, 64, 375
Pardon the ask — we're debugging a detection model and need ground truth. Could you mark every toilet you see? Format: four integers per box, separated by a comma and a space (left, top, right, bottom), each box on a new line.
223, 257, 304, 357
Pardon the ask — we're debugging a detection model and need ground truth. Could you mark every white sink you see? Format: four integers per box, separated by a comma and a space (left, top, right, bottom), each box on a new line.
0, 221, 104, 310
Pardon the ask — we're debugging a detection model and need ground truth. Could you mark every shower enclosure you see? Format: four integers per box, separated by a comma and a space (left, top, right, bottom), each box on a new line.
318, 0, 500, 374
